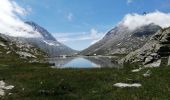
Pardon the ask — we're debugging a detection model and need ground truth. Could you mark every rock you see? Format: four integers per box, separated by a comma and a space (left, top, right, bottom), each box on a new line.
0, 81, 5, 86
131, 67, 142, 72
16, 51, 37, 58
0, 81, 14, 97
143, 70, 151, 77
150, 53, 158, 56
0, 42, 6, 47
8, 93, 12, 95
113, 83, 142, 88
168, 56, 170, 66
6, 51, 11, 54
4, 85, 14, 90
144, 59, 161, 68
0, 89, 5, 97
144, 56, 154, 64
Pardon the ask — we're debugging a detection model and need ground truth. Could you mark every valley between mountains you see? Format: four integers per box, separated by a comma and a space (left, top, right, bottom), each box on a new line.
1, 0, 170, 98
0, 17, 170, 99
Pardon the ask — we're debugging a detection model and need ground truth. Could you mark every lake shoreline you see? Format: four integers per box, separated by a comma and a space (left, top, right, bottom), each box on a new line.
46, 56, 121, 68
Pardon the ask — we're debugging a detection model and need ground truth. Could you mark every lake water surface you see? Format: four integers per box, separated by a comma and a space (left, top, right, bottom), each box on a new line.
47, 56, 122, 68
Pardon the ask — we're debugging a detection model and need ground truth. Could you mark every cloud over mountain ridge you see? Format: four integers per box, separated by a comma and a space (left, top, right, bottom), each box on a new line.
0, 0, 41, 38
121, 11, 170, 30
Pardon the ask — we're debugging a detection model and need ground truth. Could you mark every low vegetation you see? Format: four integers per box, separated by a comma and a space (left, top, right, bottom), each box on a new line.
0, 57, 170, 100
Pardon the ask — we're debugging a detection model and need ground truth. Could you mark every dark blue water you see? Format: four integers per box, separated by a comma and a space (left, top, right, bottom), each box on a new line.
47, 56, 121, 68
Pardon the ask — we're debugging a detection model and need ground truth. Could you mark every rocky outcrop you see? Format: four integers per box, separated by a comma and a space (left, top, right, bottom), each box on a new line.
121, 27, 170, 67
0, 33, 46, 61
0, 81, 14, 97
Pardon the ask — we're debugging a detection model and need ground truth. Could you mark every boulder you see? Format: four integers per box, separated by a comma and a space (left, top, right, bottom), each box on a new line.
144, 56, 154, 64
144, 59, 161, 68
168, 56, 170, 66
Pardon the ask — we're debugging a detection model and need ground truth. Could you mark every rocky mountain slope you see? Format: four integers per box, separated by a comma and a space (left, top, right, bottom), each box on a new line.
25, 21, 56, 41
121, 27, 170, 67
0, 33, 46, 62
80, 23, 161, 55
25, 21, 77, 57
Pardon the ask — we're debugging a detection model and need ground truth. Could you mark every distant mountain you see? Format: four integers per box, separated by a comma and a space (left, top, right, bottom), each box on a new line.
80, 23, 161, 55
24, 21, 77, 57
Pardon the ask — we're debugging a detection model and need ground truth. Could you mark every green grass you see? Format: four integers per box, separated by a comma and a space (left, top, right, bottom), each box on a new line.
0, 61, 170, 100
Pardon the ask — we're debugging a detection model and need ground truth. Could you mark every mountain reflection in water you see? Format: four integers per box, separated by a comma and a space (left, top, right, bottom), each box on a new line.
47, 56, 122, 68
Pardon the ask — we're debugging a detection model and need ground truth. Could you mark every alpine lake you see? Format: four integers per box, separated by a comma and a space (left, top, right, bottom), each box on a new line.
46, 56, 122, 69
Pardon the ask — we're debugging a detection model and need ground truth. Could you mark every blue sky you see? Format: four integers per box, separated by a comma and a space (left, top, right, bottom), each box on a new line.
15, 0, 170, 50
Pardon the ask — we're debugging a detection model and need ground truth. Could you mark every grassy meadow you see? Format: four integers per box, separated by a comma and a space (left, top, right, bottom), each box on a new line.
0, 57, 170, 100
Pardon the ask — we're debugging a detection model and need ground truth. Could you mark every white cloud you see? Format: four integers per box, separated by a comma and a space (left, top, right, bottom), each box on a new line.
121, 11, 170, 30
67, 12, 73, 21
0, 0, 41, 38
54, 28, 105, 44
89, 28, 105, 44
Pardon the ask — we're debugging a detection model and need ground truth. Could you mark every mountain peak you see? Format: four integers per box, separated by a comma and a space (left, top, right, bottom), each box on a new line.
25, 21, 77, 56
80, 23, 161, 55
25, 21, 56, 41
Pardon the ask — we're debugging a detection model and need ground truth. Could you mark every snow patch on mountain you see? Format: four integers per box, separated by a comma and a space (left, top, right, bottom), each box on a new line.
43, 40, 60, 46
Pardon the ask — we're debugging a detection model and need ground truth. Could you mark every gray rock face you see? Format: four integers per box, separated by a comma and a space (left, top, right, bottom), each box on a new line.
0, 33, 45, 61
80, 23, 161, 55
25, 38, 77, 57
121, 27, 170, 67
25, 21, 77, 57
